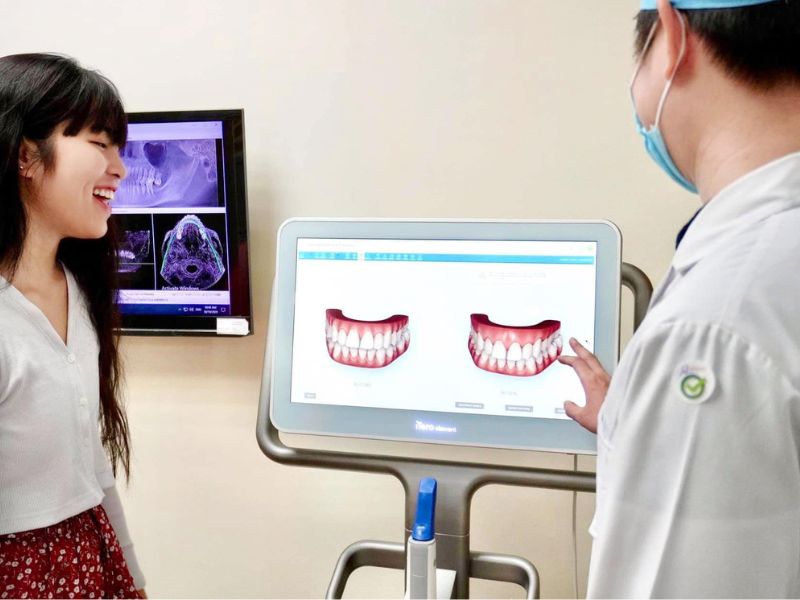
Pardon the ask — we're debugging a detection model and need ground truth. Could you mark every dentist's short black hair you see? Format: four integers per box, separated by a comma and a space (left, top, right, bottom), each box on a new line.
635, 1, 800, 89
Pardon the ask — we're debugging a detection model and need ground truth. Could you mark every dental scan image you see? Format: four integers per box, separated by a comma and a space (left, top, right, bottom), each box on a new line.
159, 214, 226, 290
292, 238, 597, 421
115, 139, 220, 208
111, 118, 239, 321
118, 230, 152, 274
467, 315, 562, 377
325, 309, 410, 368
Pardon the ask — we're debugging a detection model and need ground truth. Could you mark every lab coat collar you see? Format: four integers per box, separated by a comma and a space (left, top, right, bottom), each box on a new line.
672, 151, 800, 275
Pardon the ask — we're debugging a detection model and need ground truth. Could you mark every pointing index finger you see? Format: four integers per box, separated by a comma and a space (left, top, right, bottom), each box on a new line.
569, 338, 607, 377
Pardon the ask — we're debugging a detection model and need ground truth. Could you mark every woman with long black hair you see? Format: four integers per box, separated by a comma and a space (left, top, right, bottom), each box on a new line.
0, 53, 145, 599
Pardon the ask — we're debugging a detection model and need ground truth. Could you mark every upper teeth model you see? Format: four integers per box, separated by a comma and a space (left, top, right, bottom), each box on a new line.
325, 309, 410, 369
468, 314, 563, 377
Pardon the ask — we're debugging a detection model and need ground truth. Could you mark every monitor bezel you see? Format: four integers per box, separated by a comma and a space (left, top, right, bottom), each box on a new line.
116, 109, 253, 336
269, 218, 621, 454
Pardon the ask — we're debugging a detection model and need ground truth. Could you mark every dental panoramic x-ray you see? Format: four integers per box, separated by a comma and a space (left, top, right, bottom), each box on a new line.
115, 139, 220, 209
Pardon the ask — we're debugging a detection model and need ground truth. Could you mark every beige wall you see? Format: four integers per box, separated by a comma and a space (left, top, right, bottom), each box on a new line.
2, 1, 699, 597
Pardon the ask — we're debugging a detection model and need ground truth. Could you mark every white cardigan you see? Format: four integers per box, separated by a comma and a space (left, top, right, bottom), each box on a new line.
0, 267, 144, 588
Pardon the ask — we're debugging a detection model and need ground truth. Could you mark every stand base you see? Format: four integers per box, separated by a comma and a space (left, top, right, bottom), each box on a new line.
325, 540, 539, 599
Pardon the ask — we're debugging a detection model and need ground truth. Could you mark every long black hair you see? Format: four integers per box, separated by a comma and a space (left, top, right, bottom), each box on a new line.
0, 53, 131, 478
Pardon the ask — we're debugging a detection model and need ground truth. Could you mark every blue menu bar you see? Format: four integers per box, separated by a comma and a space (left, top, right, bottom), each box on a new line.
298, 251, 359, 260
366, 253, 595, 265
298, 251, 595, 265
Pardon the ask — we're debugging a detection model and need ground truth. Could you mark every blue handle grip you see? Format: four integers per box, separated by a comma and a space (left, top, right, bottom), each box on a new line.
412, 478, 437, 542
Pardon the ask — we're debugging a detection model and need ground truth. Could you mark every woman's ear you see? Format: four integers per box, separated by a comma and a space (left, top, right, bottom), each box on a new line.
17, 138, 38, 178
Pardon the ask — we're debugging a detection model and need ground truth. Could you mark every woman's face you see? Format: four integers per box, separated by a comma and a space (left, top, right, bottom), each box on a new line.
23, 123, 127, 240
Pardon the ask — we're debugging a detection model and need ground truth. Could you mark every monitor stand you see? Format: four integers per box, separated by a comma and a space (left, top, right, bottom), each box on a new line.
257, 263, 652, 599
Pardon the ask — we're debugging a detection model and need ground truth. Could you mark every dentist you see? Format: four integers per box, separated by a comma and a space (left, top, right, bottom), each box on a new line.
559, 0, 800, 596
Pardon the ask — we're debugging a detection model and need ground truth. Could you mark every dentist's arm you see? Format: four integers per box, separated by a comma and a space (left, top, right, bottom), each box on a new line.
557, 338, 610, 434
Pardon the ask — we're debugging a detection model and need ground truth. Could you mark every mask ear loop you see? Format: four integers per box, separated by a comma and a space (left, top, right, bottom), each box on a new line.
630, 11, 688, 129
653, 11, 688, 127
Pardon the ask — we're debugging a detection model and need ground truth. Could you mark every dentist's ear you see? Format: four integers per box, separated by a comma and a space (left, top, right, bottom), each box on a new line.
656, 0, 696, 81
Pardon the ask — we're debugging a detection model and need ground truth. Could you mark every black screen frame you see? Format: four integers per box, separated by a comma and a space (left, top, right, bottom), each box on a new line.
116, 109, 253, 336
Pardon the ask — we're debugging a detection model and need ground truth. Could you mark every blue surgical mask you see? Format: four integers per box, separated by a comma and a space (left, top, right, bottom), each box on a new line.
630, 16, 698, 194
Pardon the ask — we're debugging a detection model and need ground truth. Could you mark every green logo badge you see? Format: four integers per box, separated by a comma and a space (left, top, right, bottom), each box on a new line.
680, 374, 706, 400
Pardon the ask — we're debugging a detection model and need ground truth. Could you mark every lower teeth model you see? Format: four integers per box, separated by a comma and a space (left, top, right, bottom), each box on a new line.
468, 313, 562, 377
325, 309, 410, 368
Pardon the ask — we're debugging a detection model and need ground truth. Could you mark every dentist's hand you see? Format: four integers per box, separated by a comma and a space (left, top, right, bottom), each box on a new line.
557, 338, 610, 434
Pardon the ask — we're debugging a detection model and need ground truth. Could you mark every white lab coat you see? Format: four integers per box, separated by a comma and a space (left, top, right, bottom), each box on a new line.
587, 152, 800, 598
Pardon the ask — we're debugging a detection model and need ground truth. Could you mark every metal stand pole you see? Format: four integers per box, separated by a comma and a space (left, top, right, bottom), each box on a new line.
256, 262, 652, 599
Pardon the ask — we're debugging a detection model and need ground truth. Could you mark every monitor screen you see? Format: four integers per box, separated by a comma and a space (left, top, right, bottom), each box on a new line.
291, 238, 596, 421
112, 110, 252, 335
268, 220, 621, 454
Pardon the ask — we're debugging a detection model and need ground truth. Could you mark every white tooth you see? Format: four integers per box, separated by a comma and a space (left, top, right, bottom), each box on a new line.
337, 328, 346, 346
386, 346, 395, 360
333, 344, 342, 359
556, 334, 563, 350
476, 333, 484, 353
383, 331, 391, 349
522, 343, 532, 360
497, 359, 506, 369
532, 338, 542, 359
376, 348, 386, 363
507, 342, 522, 362
360, 331, 374, 350
483, 339, 493, 356
391, 331, 398, 346
367, 349, 376, 362
516, 360, 526, 371
478, 353, 489, 367
489, 358, 497, 369
535, 353, 544, 368
341, 346, 349, 359
403, 329, 410, 343
374, 333, 383, 350
491, 341, 506, 361
526, 357, 535, 371
548, 343, 557, 360
358, 348, 367, 360
326, 324, 332, 340
346, 329, 360, 349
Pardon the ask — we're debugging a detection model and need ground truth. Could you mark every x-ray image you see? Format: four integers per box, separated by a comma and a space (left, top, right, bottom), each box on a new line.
112, 214, 157, 290
155, 214, 228, 291
115, 139, 221, 209
119, 230, 152, 273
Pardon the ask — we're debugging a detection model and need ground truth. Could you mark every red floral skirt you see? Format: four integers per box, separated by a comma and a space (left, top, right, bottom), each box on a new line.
0, 506, 139, 599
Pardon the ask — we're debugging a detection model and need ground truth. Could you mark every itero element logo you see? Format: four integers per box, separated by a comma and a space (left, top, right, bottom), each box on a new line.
674, 362, 716, 404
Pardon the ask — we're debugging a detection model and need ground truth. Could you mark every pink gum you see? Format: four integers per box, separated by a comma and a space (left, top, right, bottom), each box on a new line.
469, 314, 560, 347
326, 308, 408, 337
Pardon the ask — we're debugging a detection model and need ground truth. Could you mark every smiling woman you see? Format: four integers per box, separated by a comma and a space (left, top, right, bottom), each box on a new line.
0, 53, 145, 599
